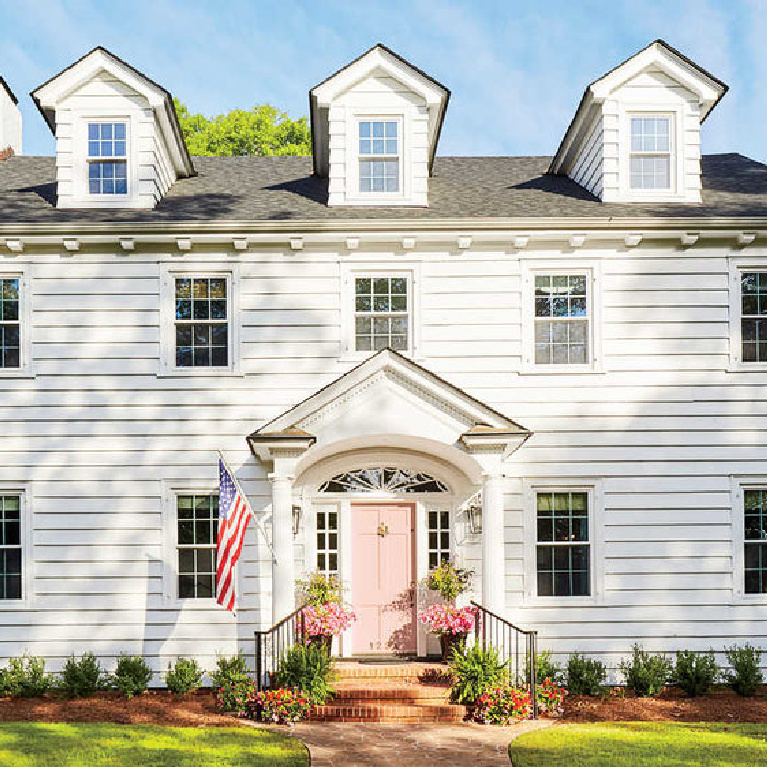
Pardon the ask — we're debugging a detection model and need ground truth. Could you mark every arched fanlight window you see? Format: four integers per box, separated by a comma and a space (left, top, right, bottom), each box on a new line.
318, 467, 449, 494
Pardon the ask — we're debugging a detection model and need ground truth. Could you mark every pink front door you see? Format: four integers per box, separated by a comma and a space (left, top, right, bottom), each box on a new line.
351, 503, 416, 655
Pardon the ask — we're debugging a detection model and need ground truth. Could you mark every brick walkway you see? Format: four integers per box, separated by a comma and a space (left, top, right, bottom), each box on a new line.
271, 719, 554, 766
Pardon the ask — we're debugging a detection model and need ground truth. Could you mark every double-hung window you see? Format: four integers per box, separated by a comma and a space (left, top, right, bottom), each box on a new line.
744, 488, 767, 594
87, 122, 127, 195
358, 120, 399, 193
740, 272, 767, 363
0, 278, 21, 369
174, 277, 229, 368
354, 275, 409, 351
177, 494, 218, 599
536, 491, 590, 597
0, 495, 22, 600
629, 116, 671, 190
534, 274, 589, 365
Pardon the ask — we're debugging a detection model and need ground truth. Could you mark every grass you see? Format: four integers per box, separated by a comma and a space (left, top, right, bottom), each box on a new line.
0, 723, 308, 767
509, 722, 767, 767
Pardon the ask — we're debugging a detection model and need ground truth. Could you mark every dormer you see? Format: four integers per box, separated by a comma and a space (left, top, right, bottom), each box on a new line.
0, 76, 21, 157
549, 40, 727, 203
310, 44, 449, 207
31, 47, 194, 209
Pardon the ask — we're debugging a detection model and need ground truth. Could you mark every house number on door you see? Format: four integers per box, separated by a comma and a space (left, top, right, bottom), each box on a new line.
377, 522, 389, 537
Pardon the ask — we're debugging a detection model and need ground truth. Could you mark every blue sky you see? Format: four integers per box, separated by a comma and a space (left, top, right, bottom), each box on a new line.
1, 0, 764, 160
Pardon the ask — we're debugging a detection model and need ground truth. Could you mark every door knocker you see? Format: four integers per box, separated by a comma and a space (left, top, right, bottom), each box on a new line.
377, 522, 389, 537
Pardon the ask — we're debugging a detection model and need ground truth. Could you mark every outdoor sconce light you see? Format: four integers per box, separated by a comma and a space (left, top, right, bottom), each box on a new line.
463, 491, 483, 535
292, 504, 302, 536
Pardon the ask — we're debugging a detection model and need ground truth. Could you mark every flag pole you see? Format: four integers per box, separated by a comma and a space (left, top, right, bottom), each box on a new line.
218, 451, 276, 561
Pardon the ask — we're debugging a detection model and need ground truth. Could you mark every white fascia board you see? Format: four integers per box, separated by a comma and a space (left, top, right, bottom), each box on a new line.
312, 47, 445, 108
257, 349, 516, 435
34, 49, 164, 109
590, 44, 724, 114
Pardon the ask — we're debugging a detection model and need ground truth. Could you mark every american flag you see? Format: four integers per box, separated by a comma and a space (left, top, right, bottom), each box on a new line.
216, 456, 254, 613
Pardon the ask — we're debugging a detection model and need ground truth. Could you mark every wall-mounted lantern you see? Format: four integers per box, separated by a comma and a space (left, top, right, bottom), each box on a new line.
462, 491, 483, 535
292, 504, 302, 536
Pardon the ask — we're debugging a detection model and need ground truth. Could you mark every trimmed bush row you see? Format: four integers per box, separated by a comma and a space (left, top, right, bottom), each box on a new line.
0, 652, 206, 699
548, 643, 765, 698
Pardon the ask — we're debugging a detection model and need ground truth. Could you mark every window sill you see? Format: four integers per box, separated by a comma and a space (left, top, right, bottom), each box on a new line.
523, 595, 600, 608
0, 369, 35, 380
158, 367, 243, 378
727, 363, 767, 374
518, 365, 604, 376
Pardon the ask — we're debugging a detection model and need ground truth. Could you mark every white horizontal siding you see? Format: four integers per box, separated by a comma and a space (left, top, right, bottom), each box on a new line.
1, 239, 766, 678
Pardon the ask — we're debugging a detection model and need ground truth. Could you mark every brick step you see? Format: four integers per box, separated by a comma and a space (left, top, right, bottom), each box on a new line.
310, 702, 467, 723
333, 692, 452, 705
332, 685, 452, 704
334, 662, 450, 681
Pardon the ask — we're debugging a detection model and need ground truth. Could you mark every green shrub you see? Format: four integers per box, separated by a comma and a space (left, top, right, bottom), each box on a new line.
525, 649, 564, 685
724, 644, 763, 697
0, 654, 52, 698
423, 559, 473, 601
211, 652, 249, 689
165, 657, 204, 696
58, 652, 109, 698
673, 650, 719, 697
113, 655, 153, 699
619, 644, 672, 697
449, 643, 506, 705
212, 652, 252, 713
276, 643, 335, 704
566, 653, 607, 696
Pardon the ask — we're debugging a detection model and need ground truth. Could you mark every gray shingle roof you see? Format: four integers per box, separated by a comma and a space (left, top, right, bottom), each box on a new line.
1, 153, 767, 224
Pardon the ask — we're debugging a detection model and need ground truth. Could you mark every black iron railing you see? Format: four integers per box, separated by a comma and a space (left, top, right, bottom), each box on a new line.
471, 601, 539, 718
254, 604, 309, 693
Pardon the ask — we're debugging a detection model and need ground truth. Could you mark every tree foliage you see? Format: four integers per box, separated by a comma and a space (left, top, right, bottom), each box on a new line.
174, 99, 311, 157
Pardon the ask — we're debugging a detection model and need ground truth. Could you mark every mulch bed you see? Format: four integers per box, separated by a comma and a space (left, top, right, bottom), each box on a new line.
564, 687, 767, 723
0, 689, 238, 726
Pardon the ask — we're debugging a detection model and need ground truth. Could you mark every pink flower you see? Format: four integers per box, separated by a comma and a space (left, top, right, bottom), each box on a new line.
303, 602, 356, 637
419, 604, 477, 635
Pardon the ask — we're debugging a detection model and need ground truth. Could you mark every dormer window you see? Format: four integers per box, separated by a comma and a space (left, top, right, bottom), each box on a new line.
87, 122, 127, 195
629, 116, 671, 191
358, 120, 399, 193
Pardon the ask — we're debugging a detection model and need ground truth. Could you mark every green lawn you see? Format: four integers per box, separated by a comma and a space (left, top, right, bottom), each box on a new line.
509, 723, 767, 767
0, 723, 308, 767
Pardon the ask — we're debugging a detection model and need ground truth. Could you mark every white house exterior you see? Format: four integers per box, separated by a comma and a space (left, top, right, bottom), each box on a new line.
0, 40, 766, 680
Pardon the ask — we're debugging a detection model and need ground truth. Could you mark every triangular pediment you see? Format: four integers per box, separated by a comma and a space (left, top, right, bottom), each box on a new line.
250, 349, 528, 449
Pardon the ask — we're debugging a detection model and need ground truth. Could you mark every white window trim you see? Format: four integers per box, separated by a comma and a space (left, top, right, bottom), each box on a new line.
71, 110, 142, 209
356, 118, 402, 197
520, 259, 602, 375
0, 483, 33, 609
730, 476, 767, 603
618, 107, 685, 202
522, 479, 604, 607
0, 266, 33, 379
159, 264, 241, 377
728, 256, 767, 372
162, 480, 227, 608
339, 262, 421, 360
342, 109, 416, 206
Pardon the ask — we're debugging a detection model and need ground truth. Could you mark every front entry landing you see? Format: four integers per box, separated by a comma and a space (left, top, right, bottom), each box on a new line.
351, 502, 416, 655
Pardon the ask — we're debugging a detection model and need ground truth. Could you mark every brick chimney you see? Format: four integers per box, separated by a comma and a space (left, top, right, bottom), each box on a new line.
0, 75, 22, 157
0, 147, 14, 162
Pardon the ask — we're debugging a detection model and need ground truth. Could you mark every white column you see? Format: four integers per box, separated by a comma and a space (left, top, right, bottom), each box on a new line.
269, 472, 295, 624
481, 469, 505, 615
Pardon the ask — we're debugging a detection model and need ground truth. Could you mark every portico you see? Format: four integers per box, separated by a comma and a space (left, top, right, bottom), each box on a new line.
248, 348, 531, 653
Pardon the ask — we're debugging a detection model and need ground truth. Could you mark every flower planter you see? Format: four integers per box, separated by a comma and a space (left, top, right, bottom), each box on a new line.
440, 632, 467, 662
307, 634, 333, 653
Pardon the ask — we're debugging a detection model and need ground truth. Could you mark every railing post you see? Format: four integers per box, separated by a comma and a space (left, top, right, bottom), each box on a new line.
255, 632, 263, 692
531, 631, 538, 720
